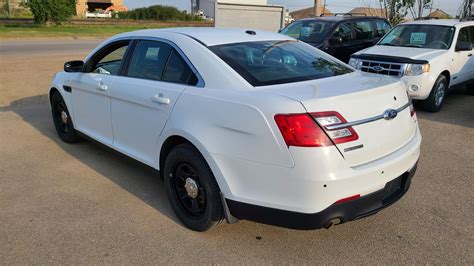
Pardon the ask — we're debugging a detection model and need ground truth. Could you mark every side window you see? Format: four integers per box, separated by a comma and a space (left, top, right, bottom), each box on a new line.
162, 50, 197, 85
375, 20, 391, 37
469, 26, 474, 44
332, 22, 352, 42
283, 23, 302, 38
126, 40, 172, 81
457, 27, 470, 43
90, 42, 129, 75
354, 20, 375, 40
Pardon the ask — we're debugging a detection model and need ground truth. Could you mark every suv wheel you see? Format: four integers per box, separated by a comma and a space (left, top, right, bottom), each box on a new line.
164, 143, 224, 231
422, 75, 448, 112
51, 92, 80, 143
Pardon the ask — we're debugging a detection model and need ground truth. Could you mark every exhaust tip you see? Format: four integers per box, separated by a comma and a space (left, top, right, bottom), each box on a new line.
324, 218, 342, 229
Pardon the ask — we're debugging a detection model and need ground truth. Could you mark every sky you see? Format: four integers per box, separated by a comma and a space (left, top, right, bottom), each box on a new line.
123, 0, 464, 17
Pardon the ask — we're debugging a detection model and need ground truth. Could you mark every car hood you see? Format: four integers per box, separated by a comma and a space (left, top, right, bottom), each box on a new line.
354, 45, 448, 61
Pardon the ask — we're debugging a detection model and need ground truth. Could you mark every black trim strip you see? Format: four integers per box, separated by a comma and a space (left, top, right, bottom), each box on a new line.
352, 53, 429, 64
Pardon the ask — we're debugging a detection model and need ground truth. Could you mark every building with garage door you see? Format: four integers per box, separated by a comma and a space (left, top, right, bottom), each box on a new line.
75, 0, 126, 16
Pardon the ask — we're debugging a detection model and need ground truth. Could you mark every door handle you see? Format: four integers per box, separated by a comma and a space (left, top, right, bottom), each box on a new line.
152, 93, 170, 105
97, 81, 108, 91
468, 53, 473, 57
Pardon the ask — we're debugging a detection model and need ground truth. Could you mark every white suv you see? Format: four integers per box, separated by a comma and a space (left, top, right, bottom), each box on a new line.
349, 19, 474, 112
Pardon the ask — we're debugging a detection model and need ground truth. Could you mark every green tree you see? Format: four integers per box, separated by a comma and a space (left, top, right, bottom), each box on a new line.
21, 0, 76, 25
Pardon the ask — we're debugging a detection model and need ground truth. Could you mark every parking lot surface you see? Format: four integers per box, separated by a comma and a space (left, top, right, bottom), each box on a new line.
0, 39, 473, 264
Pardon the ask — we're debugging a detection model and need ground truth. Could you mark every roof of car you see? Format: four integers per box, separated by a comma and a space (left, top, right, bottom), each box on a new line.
297, 15, 384, 22
115, 27, 293, 46
400, 19, 473, 27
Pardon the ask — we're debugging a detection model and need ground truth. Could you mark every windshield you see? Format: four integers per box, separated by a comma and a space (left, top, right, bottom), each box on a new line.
379, 24, 455, 50
280, 20, 334, 44
210, 41, 353, 86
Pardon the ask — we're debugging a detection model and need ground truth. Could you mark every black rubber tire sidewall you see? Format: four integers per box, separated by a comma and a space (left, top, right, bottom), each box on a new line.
163, 143, 224, 232
422, 75, 448, 113
51, 92, 80, 143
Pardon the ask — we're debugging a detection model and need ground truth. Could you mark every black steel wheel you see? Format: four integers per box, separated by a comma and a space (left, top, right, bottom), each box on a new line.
51, 92, 80, 143
172, 162, 207, 218
164, 143, 224, 231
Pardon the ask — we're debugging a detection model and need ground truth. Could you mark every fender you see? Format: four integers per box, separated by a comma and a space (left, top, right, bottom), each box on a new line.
154, 128, 233, 199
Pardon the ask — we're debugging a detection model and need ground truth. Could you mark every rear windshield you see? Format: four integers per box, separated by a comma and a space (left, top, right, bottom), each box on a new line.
280, 20, 334, 44
209, 41, 353, 86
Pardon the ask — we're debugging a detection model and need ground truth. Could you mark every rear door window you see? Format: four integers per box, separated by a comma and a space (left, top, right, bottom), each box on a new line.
126, 40, 172, 81
375, 20, 391, 37
162, 50, 198, 85
332, 22, 353, 42
354, 20, 375, 40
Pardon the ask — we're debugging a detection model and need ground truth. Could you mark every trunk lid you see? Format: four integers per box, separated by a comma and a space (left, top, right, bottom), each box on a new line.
266, 72, 417, 167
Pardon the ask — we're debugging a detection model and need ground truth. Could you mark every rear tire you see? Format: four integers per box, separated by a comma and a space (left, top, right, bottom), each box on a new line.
51, 92, 80, 143
422, 75, 448, 113
164, 143, 224, 232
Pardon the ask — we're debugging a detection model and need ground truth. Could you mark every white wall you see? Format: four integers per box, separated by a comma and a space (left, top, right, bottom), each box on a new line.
200, 0, 269, 19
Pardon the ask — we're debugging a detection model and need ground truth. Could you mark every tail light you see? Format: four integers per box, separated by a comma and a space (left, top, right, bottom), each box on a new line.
311, 111, 359, 144
274, 114, 333, 147
274, 111, 359, 147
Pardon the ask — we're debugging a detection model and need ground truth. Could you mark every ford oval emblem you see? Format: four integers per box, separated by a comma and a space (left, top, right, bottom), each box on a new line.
383, 109, 398, 120
373, 65, 384, 71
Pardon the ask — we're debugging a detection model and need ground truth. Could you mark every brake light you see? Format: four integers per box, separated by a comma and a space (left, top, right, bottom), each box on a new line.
274, 114, 333, 147
311, 111, 359, 144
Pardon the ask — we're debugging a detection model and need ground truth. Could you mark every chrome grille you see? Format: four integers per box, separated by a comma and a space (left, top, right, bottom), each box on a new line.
359, 60, 405, 77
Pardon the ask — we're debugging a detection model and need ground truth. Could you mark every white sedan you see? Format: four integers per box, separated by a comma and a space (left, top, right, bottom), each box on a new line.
49, 28, 421, 231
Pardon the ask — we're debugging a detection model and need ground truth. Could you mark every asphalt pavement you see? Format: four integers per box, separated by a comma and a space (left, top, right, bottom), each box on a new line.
0, 39, 473, 264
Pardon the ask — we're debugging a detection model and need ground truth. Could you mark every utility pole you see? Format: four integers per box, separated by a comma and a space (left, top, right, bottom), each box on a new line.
313, 0, 325, 17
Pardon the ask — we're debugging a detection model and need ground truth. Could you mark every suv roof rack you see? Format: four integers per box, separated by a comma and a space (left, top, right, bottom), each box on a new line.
332, 13, 367, 17
416, 16, 440, 20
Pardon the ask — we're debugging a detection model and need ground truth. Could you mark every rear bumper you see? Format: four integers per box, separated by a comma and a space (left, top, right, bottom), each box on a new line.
226, 163, 417, 230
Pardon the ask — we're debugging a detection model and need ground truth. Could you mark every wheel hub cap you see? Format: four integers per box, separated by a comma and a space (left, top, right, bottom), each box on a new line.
435, 83, 445, 106
184, 177, 199, 199
60, 111, 68, 124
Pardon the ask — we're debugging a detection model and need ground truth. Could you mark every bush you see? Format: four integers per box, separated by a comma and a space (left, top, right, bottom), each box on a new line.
21, 0, 75, 25
118, 5, 200, 21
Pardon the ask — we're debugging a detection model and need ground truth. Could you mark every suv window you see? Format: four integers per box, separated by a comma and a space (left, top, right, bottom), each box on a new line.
127, 40, 172, 81
458, 27, 470, 43
470, 26, 474, 44
354, 20, 374, 40
375, 20, 391, 37
162, 50, 198, 85
280, 20, 334, 44
332, 22, 352, 42
90, 42, 129, 75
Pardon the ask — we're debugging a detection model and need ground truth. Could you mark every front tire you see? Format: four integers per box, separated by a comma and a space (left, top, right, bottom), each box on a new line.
164, 143, 224, 232
422, 75, 448, 112
51, 92, 80, 143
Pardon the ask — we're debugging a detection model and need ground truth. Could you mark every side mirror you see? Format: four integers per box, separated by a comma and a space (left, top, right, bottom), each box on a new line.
329, 36, 343, 45
64, 60, 84, 72
456, 41, 473, 52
